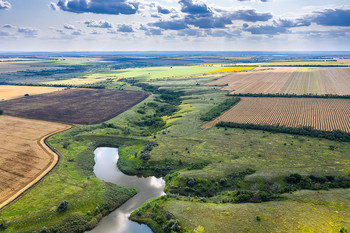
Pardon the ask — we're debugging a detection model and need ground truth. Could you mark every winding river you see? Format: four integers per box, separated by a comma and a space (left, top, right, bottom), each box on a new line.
86, 147, 165, 233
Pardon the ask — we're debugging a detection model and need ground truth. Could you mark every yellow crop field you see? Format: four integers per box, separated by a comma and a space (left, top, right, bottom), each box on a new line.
0, 85, 64, 100
209, 66, 256, 73
0, 116, 70, 209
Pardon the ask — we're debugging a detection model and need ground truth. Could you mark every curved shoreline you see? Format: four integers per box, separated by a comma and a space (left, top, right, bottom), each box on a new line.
0, 123, 71, 210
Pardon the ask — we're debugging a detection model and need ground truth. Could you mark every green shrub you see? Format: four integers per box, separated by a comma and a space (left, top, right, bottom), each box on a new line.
57, 200, 69, 212
0, 222, 7, 231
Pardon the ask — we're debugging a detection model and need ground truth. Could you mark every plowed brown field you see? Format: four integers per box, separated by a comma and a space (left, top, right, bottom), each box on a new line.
0, 116, 70, 209
0, 85, 63, 100
0, 88, 149, 124
206, 67, 350, 95
203, 97, 350, 132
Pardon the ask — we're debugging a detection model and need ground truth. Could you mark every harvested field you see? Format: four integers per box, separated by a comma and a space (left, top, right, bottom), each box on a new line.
0, 115, 70, 209
206, 67, 350, 95
206, 67, 296, 94
0, 85, 63, 100
203, 97, 350, 132
280, 68, 320, 94
317, 68, 350, 95
0, 88, 149, 124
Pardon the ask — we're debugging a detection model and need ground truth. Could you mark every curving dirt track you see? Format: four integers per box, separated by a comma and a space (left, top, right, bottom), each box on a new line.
0, 115, 70, 209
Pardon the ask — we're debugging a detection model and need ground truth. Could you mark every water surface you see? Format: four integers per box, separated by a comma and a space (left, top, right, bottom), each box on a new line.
86, 147, 165, 233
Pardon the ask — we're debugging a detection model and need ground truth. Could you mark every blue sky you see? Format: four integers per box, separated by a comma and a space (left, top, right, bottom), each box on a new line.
0, 0, 349, 51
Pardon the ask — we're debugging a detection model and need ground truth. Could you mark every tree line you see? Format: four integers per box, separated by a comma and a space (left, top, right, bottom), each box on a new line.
200, 98, 241, 122
216, 121, 350, 142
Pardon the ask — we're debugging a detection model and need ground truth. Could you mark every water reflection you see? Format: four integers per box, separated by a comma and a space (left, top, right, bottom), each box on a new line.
86, 147, 165, 233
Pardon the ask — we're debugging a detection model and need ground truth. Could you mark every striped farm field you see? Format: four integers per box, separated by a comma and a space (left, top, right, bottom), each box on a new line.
205, 97, 350, 132
206, 67, 296, 94
206, 67, 350, 95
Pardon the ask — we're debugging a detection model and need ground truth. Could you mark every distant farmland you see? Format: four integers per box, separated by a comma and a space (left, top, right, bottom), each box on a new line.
204, 97, 350, 132
0, 85, 63, 100
0, 116, 69, 209
45, 66, 218, 85
206, 67, 350, 95
0, 89, 149, 124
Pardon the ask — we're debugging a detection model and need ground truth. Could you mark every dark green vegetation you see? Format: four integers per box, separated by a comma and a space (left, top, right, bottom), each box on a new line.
0, 109, 2, 115
130, 82, 184, 135
216, 122, 350, 142
200, 97, 240, 122
0, 89, 149, 124
1, 54, 350, 232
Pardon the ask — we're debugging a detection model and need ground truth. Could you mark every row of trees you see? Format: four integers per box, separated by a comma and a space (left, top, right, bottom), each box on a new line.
200, 98, 241, 122
216, 121, 350, 142
284, 173, 350, 191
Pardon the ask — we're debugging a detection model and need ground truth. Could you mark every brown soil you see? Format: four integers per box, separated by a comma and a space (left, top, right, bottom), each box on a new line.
0, 88, 149, 124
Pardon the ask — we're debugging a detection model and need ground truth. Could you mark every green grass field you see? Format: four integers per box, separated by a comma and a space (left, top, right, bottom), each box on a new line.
44, 66, 218, 86
160, 189, 350, 232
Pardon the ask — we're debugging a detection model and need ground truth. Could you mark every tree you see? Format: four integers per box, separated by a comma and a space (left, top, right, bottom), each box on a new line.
57, 200, 69, 212
0, 222, 7, 230
0, 109, 3, 115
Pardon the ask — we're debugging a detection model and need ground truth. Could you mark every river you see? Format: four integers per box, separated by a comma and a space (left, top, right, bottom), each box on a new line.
86, 147, 165, 233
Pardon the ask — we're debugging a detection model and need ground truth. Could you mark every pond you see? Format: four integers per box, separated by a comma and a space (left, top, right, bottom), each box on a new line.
86, 147, 165, 233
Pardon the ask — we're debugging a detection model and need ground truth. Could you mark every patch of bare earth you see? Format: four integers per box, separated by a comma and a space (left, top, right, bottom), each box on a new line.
0, 88, 149, 124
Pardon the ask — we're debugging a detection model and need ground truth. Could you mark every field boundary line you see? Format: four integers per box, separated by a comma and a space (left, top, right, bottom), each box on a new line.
0, 123, 72, 210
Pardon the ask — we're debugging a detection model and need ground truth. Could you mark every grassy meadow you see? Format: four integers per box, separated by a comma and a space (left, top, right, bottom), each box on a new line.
43, 66, 218, 86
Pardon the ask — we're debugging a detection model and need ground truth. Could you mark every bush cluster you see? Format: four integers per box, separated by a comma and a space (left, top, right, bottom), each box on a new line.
283, 173, 350, 191
139, 142, 159, 161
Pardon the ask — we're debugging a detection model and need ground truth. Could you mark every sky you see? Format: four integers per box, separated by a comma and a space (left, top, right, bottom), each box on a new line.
0, 0, 349, 51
